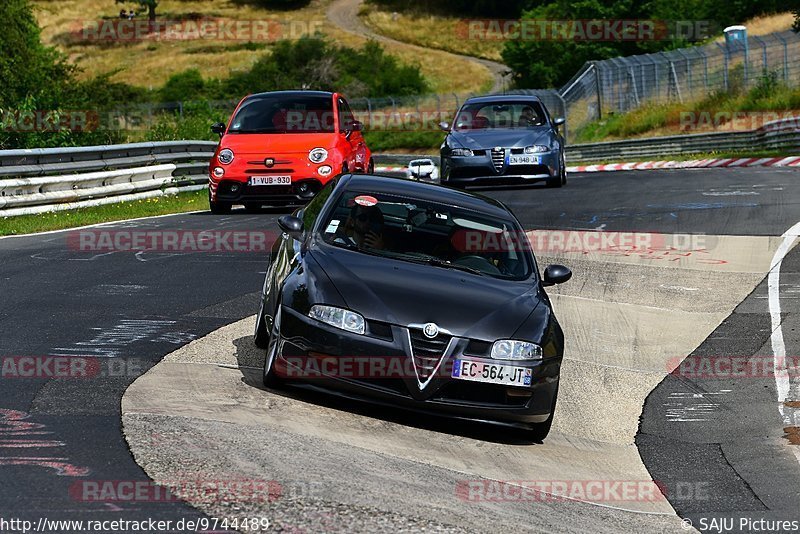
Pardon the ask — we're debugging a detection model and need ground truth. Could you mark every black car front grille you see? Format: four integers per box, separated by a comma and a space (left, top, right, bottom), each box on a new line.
491, 148, 505, 172
409, 328, 450, 381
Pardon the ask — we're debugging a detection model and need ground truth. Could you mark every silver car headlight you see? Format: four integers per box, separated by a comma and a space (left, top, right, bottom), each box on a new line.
309, 148, 328, 164
524, 145, 550, 154
491, 340, 542, 360
218, 148, 234, 164
308, 305, 365, 335
451, 148, 474, 157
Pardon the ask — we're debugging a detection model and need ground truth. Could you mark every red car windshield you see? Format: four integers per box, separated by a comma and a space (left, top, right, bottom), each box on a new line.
228, 94, 336, 134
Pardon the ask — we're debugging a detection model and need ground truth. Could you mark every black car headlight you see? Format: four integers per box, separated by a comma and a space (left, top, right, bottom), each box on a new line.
491, 340, 542, 360
450, 148, 474, 157
308, 305, 365, 335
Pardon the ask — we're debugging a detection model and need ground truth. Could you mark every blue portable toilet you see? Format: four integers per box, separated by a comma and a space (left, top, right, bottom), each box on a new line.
723, 25, 748, 50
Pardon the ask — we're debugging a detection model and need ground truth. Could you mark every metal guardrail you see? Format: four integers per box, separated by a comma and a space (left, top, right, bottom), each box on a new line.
1, 118, 797, 217
0, 141, 216, 217
376, 117, 800, 165
566, 117, 800, 162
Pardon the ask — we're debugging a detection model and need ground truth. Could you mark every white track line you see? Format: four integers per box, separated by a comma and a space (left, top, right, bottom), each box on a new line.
768, 222, 800, 464
0, 211, 205, 241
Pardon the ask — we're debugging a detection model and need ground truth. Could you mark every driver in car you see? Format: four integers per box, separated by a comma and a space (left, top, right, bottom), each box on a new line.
339, 203, 386, 249
518, 106, 540, 127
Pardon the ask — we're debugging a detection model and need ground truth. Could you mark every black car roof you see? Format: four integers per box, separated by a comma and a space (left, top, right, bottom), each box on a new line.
342, 174, 514, 219
463, 94, 544, 105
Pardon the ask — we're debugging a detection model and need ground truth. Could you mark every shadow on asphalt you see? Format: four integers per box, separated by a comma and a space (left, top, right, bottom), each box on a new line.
229, 335, 540, 446
198, 205, 298, 216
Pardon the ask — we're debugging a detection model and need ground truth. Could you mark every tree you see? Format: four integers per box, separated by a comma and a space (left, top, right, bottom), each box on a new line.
116, 0, 157, 22
0, 0, 72, 108
502, 0, 787, 89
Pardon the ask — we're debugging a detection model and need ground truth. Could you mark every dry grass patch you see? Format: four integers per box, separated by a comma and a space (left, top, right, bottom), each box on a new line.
32, 0, 491, 94
360, 7, 504, 62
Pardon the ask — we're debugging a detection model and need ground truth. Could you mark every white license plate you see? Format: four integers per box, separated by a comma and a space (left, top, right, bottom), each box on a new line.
451, 359, 532, 386
508, 155, 540, 165
249, 176, 291, 186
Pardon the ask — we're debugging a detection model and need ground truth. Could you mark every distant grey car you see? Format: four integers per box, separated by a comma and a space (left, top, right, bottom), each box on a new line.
440, 95, 566, 188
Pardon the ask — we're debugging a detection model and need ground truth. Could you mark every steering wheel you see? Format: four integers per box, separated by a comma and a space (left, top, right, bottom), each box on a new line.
453, 255, 502, 275
333, 235, 358, 247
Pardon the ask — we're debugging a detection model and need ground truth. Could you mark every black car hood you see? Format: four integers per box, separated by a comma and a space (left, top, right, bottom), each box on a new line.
449, 127, 551, 150
309, 245, 541, 340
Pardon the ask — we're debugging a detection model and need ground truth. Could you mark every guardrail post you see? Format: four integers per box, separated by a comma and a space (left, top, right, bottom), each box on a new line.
716, 43, 729, 91
595, 64, 604, 119
777, 33, 789, 83
554, 90, 568, 143
675, 50, 691, 100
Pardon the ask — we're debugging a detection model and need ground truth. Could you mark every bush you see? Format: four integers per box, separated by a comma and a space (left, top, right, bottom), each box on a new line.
222, 36, 428, 99
144, 103, 228, 142
160, 69, 206, 103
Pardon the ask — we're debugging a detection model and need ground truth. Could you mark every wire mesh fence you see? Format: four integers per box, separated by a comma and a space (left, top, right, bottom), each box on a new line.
96, 30, 800, 145
562, 30, 800, 136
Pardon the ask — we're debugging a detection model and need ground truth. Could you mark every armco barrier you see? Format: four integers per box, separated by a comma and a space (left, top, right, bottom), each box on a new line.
0, 141, 216, 217
1, 118, 798, 217
375, 116, 800, 167
566, 117, 800, 162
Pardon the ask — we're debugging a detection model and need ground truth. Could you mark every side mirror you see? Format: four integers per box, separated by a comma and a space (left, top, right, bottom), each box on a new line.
552, 117, 565, 127
278, 215, 304, 241
351, 120, 364, 132
542, 264, 572, 286
438, 121, 450, 132
211, 122, 226, 136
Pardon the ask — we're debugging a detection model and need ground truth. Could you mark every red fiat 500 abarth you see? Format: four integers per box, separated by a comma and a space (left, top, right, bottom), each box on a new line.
208, 91, 373, 213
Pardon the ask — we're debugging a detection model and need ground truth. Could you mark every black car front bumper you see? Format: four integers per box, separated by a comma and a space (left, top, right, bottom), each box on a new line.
274, 306, 561, 427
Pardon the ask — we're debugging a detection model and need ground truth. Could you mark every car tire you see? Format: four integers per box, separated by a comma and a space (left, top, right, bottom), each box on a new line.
545, 173, 563, 188
528, 388, 558, 442
262, 303, 285, 389
560, 153, 567, 186
254, 297, 269, 349
367, 159, 374, 174
209, 190, 232, 214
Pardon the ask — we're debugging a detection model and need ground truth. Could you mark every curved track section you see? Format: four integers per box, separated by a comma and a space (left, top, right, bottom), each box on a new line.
3, 167, 800, 531
326, 0, 508, 93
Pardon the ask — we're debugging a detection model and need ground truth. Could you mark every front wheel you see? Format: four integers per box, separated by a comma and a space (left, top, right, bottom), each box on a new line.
262, 304, 285, 389
254, 297, 269, 349
367, 159, 374, 174
209, 190, 232, 214
527, 389, 558, 442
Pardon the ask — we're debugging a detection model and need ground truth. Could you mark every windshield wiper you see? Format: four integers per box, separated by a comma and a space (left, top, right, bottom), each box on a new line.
405, 255, 484, 276
328, 239, 385, 258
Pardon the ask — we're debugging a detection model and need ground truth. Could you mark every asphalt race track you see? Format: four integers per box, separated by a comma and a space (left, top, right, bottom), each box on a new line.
2, 167, 800, 533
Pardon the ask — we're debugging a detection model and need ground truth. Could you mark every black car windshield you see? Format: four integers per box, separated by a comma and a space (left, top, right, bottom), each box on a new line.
318, 191, 533, 280
454, 101, 547, 130
228, 94, 335, 134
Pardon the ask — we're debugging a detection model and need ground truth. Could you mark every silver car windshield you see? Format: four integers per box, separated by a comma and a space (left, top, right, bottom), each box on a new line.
454, 101, 547, 130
